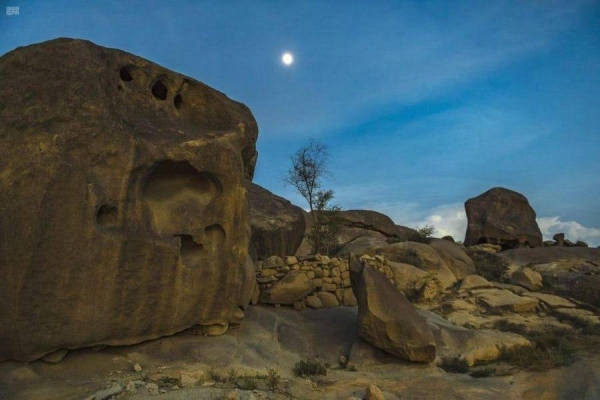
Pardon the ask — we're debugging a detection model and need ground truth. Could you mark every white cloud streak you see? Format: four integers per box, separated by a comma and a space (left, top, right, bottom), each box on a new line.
537, 216, 600, 247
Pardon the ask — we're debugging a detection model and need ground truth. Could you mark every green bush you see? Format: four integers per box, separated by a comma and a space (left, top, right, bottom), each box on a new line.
440, 357, 469, 374
469, 366, 496, 378
414, 225, 436, 243
293, 360, 327, 377
469, 250, 509, 282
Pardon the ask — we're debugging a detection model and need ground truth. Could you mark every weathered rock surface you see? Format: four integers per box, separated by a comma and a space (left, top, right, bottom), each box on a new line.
0, 38, 258, 361
429, 238, 476, 280
459, 275, 494, 291
420, 310, 531, 366
498, 247, 600, 306
464, 187, 543, 249
335, 210, 399, 238
259, 271, 316, 305
473, 289, 539, 313
245, 181, 306, 259
510, 267, 543, 291
350, 256, 436, 362
335, 235, 389, 258
373, 242, 458, 289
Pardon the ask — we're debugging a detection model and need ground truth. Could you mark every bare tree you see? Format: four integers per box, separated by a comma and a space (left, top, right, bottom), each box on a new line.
285, 139, 339, 254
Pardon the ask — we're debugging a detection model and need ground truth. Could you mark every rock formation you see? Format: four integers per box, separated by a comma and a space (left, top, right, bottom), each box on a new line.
349, 255, 436, 363
245, 181, 306, 259
464, 187, 543, 249
0, 38, 258, 361
296, 209, 420, 257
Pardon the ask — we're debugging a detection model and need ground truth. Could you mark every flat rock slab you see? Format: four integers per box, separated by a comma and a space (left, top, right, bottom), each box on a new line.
473, 289, 539, 313
420, 310, 531, 366
522, 292, 575, 309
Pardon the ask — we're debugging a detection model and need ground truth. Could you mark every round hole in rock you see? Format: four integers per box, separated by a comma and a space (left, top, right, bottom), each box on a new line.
119, 66, 133, 82
174, 94, 183, 109
152, 80, 168, 100
176, 234, 204, 268
96, 205, 118, 227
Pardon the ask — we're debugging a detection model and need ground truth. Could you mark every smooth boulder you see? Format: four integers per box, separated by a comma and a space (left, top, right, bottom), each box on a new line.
245, 181, 306, 259
373, 242, 458, 289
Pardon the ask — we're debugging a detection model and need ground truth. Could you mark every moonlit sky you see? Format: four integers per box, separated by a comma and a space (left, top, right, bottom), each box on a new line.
1, 1, 599, 245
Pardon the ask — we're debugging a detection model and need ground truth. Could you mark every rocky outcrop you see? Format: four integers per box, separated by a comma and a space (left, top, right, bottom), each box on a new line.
464, 187, 543, 249
420, 310, 531, 367
498, 247, 600, 307
245, 181, 306, 259
0, 39, 258, 361
372, 242, 458, 289
296, 209, 420, 257
429, 238, 476, 280
349, 256, 436, 363
259, 271, 315, 305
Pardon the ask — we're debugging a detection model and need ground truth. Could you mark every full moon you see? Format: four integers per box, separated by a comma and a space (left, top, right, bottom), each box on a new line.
282, 52, 294, 66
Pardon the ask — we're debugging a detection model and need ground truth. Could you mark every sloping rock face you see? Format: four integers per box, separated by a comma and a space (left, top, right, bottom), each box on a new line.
259, 271, 316, 305
0, 38, 258, 361
429, 238, 476, 280
464, 187, 543, 249
498, 247, 600, 307
350, 256, 436, 362
336, 210, 400, 237
244, 181, 305, 259
373, 242, 458, 289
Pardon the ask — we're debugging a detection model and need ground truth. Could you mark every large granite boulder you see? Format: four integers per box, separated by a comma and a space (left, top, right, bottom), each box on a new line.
245, 181, 305, 259
349, 256, 436, 363
296, 209, 419, 257
372, 242, 458, 289
464, 187, 543, 249
336, 210, 399, 237
429, 238, 476, 280
0, 38, 258, 361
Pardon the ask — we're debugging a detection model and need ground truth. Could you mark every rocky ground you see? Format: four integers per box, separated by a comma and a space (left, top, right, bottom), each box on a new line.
2, 303, 599, 400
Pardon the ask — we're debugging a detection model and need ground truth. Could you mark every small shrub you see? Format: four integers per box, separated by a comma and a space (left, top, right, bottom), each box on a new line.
469, 367, 496, 378
293, 359, 327, 377
414, 225, 436, 243
469, 250, 509, 282
440, 357, 470, 374
237, 376, 258, 390
265, 366, 280, 391
582, 324, 600, 336
156, 376, 180, 388
500, 331, 576, 372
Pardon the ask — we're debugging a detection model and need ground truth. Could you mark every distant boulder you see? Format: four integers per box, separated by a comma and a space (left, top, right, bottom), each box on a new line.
464, 187, 543, 249
245, 181, 306, 259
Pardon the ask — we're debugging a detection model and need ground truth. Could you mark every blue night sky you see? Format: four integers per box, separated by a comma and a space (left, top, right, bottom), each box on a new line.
1, 1, 599, 245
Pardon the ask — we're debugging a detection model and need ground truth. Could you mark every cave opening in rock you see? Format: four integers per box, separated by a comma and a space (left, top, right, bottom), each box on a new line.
119, 66, 133, 82
142, 161, 221, 203
151, 80, 168, 100
96, 205, 118, 228
141, 161, 222, 236
174, 94, 183, 109
175, 234, 204, 268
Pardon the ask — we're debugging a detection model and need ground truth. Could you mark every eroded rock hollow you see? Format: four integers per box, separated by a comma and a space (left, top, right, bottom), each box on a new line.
0, 38, 259, 361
